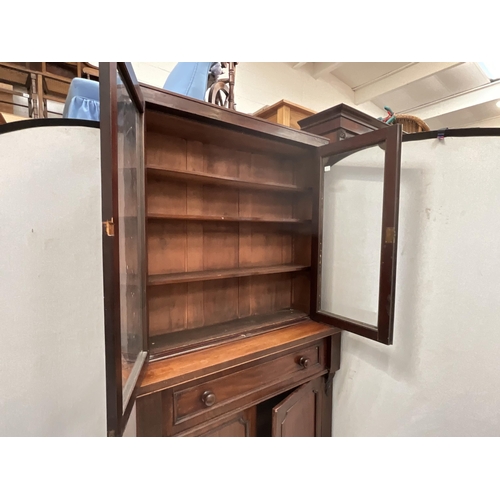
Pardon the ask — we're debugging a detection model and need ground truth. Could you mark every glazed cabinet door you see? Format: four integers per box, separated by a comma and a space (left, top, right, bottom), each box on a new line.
100, 62, 148, 436
272, 378, 323, 437
312, 125, 403, 345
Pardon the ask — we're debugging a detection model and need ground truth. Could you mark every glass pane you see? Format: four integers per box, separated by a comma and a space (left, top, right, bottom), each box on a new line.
116, 69, 146, 407
319, 143, 385, 327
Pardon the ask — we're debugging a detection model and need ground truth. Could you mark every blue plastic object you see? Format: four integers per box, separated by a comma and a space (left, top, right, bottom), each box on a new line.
63, 63, 219, 121
62, 78, 100, 121
163, 62, 217, 100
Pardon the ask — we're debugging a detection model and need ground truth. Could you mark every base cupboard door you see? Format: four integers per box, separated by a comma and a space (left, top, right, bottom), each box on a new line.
181, 407, 256, 437
272, 378, 323, 437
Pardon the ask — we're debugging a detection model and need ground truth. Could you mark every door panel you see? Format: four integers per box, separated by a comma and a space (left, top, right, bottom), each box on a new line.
182, 407, 256, 437
272, 378, 322, 437
100, 62, 148, 437
312, 125, 402, 345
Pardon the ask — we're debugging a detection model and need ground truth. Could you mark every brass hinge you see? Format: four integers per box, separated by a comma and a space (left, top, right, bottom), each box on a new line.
103, 218, 115, 236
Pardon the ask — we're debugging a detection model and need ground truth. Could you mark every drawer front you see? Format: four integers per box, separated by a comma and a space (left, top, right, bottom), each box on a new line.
173, 341, 326, 424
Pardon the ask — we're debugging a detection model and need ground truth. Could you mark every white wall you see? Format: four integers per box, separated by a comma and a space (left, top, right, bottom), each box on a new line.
0, 126, 107, 436
331, 136, 500, 436
130, 62, 384, 117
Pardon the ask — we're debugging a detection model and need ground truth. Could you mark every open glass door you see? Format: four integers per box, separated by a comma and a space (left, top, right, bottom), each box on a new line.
311, 125, 402, 345
100, 62, 147, 436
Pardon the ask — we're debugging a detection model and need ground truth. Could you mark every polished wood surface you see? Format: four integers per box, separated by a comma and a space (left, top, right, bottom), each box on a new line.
139, 320, 339, 394
137, 335, 330, 436
149, 309, 308, 359
172, 340, 325, 423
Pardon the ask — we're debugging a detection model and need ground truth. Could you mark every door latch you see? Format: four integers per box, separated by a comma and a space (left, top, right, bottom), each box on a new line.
103, 218, 115, 236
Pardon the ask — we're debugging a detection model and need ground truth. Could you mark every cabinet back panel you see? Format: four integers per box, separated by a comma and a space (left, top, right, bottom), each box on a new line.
146, 128, 305, 188
148, 275, 293, 336
148, 220, 188, 275
204, 144, 243, 177
238, 191, 294, 219
146, 133, 187, 170
245, 274, 292, 315
149, 182, 296, 220
240, 153, 294, 186
148, 178, 187, 215
148, 221, 298, 276
238, 223, 292, 267
202, 223, 239, 270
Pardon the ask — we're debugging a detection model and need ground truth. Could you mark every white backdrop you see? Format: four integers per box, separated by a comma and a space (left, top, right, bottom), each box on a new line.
0, 125, 107, 436
330, 136, 500, 436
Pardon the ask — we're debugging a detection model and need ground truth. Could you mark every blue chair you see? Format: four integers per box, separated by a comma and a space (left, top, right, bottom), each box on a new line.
163, 62, 220, 100
62, 78, 100, 121
62, 63, 220, 121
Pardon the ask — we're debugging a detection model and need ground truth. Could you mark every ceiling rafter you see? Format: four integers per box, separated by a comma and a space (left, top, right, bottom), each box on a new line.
311, 62, 344, 79
353, 62, 463, 105
400, 80, 500, 121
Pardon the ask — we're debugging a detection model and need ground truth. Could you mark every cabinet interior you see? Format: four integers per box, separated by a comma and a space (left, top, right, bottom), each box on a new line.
145, 109, 316, 358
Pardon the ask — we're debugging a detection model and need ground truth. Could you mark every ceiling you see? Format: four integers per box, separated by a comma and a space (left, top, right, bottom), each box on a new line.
290, 62, 500, 129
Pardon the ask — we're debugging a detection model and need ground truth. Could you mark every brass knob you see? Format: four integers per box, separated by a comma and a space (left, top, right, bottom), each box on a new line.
299, 357, 310, 369
201, 390, 216, 407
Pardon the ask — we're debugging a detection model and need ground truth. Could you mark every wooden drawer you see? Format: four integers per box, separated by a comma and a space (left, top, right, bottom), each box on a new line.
172, 340, 326, 426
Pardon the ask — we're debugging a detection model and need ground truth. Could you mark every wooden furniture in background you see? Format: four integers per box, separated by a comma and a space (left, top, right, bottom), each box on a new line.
0, 62, 97, 119
253, 99, 316, 129
0, 111, 27, 124
299, 102, 388, 141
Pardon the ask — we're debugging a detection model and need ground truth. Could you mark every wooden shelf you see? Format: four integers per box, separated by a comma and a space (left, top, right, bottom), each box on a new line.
147, 166, 309, 193
148, 213, 310, 223
149, 309, 310, 361
148, 264, 310, 286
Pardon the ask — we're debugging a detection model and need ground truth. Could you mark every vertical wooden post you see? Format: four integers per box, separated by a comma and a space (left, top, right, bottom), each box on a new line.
36, 74, 44, 118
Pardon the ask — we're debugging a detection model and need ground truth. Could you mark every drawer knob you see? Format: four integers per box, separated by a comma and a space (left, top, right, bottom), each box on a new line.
299, 356, 310, 369
201, 390, 216, 407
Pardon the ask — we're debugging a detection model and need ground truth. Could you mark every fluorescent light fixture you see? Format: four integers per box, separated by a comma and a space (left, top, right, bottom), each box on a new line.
479, 62, 500, 80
